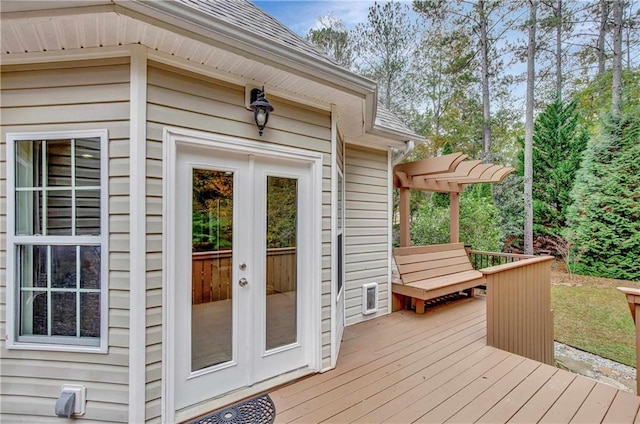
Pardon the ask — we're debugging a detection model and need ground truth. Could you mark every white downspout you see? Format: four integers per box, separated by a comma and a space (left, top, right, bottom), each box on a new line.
392, 140, 415, 166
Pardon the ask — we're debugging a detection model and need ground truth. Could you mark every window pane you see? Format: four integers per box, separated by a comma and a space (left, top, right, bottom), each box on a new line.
47, 190, 72, 235
52, 245, 76, 289
15, 140, 42, 188
80, 292, 100, 337
80, 246, 101, 289
75, 138, 101, 187
76, 189, 101, 235
46, 140, 72, 187
266, 176, 298, 350
18, 245, 48, 288
15, 191, 43, 236
52, 292, 76, 336
21, 291, 48, 336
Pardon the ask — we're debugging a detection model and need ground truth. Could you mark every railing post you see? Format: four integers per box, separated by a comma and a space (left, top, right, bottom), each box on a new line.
484, 256, 554, 364
617, 287, 640, 395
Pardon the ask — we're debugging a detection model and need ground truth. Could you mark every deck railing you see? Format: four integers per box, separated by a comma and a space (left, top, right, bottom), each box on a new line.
468, 249, 536, 270
478, 254, 555, 365
192, 247, 296, 304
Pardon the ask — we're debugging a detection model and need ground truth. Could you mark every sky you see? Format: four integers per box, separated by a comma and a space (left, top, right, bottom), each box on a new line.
253, 1, 381, 36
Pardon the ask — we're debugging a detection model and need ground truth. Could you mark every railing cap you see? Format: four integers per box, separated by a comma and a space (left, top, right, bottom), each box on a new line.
618, 287, 640, 299
480, 255, 553, 275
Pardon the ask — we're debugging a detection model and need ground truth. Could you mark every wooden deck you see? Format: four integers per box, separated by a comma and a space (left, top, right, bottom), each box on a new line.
270, 297, 640, 423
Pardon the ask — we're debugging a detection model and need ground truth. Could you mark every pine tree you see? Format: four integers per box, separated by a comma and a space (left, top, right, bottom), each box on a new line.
566, 108, 640, 280
532, 98, 588, 238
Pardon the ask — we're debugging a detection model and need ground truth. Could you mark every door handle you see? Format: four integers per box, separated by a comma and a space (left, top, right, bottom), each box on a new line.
239, 277, 248, 287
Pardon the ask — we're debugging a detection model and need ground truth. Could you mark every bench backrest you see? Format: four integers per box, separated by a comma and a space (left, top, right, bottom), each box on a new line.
393, 243, 473, 284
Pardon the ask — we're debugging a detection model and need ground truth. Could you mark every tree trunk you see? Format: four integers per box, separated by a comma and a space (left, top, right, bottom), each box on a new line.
479, 0, 492, 163
524, 0, 537, 256
555, 0, 562, 99
627, 0, 634, 70
612, 0, 623, 117
597, 0, 609, 78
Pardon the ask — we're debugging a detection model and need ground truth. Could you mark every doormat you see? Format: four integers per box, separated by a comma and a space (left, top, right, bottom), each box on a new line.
190, 394, 276, 424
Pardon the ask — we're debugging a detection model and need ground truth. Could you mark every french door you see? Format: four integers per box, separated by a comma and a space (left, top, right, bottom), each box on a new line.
172, 140, 315, 410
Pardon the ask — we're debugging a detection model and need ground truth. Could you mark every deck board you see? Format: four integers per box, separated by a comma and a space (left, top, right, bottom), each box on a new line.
538, 376, 597, 423
570, 383, 619, 423
269, 297, 640, 423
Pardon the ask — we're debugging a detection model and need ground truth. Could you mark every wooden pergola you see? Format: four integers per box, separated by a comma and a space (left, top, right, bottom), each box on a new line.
394, 152, 514, 247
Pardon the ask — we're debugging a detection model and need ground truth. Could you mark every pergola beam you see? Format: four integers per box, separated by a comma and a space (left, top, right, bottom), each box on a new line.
393, 153, 514, 247
393, 152, 466, 178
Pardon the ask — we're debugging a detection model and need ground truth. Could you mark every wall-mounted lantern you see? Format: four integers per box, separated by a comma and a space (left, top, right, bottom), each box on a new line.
249, 86, 274, 136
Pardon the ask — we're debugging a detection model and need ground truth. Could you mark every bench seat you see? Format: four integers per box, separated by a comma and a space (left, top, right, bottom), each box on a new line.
392, 243, 485, 313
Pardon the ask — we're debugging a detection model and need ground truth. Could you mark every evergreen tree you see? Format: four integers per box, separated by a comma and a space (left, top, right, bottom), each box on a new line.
566, 108, 640, 280
306, 14, 354, 69
532, 98, 588, 238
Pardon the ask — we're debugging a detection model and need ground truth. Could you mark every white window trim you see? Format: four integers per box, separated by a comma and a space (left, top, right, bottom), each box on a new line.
6, 129, 109, 353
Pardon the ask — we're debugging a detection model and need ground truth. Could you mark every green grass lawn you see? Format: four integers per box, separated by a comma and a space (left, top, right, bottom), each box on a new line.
551, 263, 640, 367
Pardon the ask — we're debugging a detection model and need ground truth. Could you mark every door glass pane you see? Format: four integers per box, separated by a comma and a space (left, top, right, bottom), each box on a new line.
265, 176, 298, 350
191, 169, 234, 371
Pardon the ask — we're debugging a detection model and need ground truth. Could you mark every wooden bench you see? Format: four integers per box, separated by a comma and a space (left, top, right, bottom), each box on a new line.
392, 243, 485, 314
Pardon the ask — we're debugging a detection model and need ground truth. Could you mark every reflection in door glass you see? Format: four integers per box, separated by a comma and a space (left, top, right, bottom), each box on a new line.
265, 176, 298, 350
191, 169, 233, 371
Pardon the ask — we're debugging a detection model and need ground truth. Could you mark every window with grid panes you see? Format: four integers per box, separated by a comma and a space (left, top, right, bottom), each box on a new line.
8, 131, 107, 349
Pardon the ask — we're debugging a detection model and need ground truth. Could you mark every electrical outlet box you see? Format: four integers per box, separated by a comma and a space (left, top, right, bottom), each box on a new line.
61, 384, 86, 416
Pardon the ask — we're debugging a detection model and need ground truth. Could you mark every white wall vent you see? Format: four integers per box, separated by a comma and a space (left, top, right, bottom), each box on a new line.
362, 283, 378, 315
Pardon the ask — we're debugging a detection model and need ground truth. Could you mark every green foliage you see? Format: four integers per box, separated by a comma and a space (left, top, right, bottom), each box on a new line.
531, 97, 588, 237
460, 184, 501, 251
411, 184, 500, 251
266, 177, 298, 249
192, 169, 233, 251
352, 1, 417, 114
192, 211, 232, 251
566, 107, 640, 280
306, 14, 353, 68
410, 200, 450, 245
573, 70, 640, 127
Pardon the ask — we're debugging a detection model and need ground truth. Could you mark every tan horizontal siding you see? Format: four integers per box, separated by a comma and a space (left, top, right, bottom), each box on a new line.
344, 145, 390, 326
145, 63, 332, 418
0, 60, 130, 422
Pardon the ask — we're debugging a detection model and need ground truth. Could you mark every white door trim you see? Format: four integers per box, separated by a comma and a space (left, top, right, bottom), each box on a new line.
162, 127, 323, 423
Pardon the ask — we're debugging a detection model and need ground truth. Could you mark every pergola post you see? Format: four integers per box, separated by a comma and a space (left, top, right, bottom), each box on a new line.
450, 192, 460, 243
399, 187, 410, 247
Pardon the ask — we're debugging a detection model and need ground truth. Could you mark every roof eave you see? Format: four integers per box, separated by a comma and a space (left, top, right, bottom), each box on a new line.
112, 0, 378, 98
370, 123, 427, 145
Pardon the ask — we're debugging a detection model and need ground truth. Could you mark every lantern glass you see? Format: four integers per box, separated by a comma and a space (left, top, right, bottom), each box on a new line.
256, 109, 267, 126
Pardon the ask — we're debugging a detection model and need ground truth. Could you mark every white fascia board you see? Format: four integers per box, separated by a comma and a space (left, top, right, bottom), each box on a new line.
344, 136, 407, 151
370, 124, 427, 145
112, 1, 378, 98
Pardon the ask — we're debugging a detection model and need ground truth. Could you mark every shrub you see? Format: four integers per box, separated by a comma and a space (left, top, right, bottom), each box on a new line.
566, 108, 640, 280
410, 184, 500, 251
